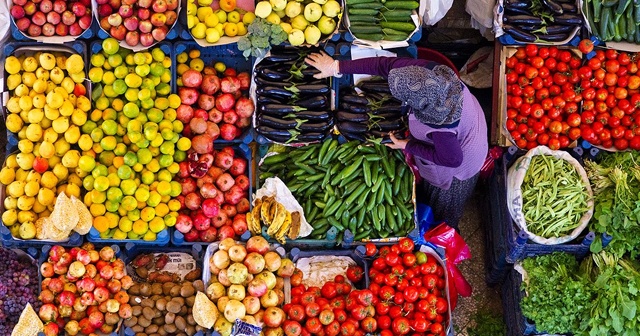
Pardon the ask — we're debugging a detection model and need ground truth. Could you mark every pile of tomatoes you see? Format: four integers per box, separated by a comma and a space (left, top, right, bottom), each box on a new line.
284, 265, 374, 336
365, 238, 448, 336
578, 49, 640, 150
505, 44, 584, 150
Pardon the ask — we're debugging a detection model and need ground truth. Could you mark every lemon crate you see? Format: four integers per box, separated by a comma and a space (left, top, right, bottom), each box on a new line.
35, 244, 123, 336
171, 143, 254, 247
484, 146, 605, 286
173, 40, 255, 144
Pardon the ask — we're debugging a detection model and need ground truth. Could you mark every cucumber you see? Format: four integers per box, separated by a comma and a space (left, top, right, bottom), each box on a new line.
383, 34, 409, 41
349, 25, 383, 34
379, 8, 413, 15
351, 2, 384, 8
348, 8, 380, 14
383, 0, 419, 9
353, 33, 384, 40
380, 21, 416, 32
346, 0, 377, 5
349, 15, 380, 22
382, 27, 409, 36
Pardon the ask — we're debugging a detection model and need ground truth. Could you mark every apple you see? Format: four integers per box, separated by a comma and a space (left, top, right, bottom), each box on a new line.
151, 26, 167, 41
317, 16, 336, 35
32, 11, 46, 25
24, 1, 37, 15
212, 249, 231, 269
69, 22, 83, 35
61, 10, 75, 25
254, 1, 272, 18
125, 31, 139, 46
138, 8, 150, 20
11, 6, 26, 19
107, 13, 122, 27
138, 19, 152, 33
304, 25, 321, 44
304, 3, 322, 22
277, 258, 295, 278
78, 14, 91, 29
52, 0, 65, 13
270, 0, 286, 11
140, 32, 154, 46
118, 4, 133, 18
288, 29, 305, 46
16, 18, 31, 31
152, 0, 167, 12
123, 16, 138, 30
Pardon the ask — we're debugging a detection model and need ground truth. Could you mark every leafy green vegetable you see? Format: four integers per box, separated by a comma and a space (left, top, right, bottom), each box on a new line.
237, 18, 287, 58
520, 253, 593, 334
585, 152, 640, 257
467, 309, 506, 336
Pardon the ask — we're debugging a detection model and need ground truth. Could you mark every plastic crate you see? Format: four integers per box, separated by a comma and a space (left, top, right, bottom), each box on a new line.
289, 245, 370, 289
36, 244, 123, 336
0, 226, 84, 248
173, 41, 254, 144
171, 143, 254, 246
488, 146, 600, 263
501, 269, 547, 336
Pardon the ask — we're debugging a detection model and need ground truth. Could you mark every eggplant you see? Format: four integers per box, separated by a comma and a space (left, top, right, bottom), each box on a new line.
341, 132, 368, 142
542, 0, 563, 14
295, 96, 328, 109
541, 32, 572, 42
340, 102, 371, 114
366, 92, 396, 102
504, 0, 532, 8
503, 24, 537, 42
289, 111, 332, 121
371, 105, 404, 114
342, 94, 370, 105
374, 112, 403, 119
560, 3, 577, 13
358, 81, 392, 93
256, 67, 291, 81
369, 119, 405, 131
258, 115, 334, 132
505, 7, 533, 15
370, 130, 408, 139
288, 84, 330, 95
338, 121, 368, 133
260, 104, 308, 114
256, 126, 328, 143
553, 14, 583, 25
503, 15, 544, 25
263, 54, 300, 63
518, 24, 574, 34
257, 95, 285, 105
337, 111, 369, 122
257, 86, 296, 99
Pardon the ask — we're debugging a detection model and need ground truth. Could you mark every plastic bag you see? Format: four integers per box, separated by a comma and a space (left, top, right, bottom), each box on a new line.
423, 0, 453, 26
506, 146, 594, 245
460, 47, 494, 89
424, 223, 472, 310
465, 0, 495, 38
479, 146, 504, 180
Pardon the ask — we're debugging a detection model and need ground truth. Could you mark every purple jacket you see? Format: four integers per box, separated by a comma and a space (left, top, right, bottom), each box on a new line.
339, 57, 488, 189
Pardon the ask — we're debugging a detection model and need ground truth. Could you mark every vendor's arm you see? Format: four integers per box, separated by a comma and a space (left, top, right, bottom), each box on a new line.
405, 132, 463, 168
338, 57, 439, 77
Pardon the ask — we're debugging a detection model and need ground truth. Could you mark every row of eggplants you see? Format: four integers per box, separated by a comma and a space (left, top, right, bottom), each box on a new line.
502, 0, 583, 43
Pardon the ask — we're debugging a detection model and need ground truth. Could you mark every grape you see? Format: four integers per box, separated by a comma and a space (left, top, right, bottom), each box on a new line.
0, 247, 40, 335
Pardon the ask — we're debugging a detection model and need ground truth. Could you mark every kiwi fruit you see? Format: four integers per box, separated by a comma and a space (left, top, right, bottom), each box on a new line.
139, 283, 152, 297
165, 312, 176, 324
173, 297, 185, 306
142, 307, 155, 320
128, 284, 141, 295
137, 316, 151, 328
153, 316, 165, 325
186, 326, 197, 336
170, 284, 181, 297
124, 316, 138, 328
129, 295, 142, 306
179, 305, 188, 315
145, 325, 159, 334
132, 306, 143, 317
152, 283, 163, 295
187, 315, 196, 326
164, 324, 177, 334
185, 295, 195, 307
136, 267, 149, 279
192, 280, 204, 292
156, 298, 167, 311
180, 284, 195, 298
141, 298, 154, 308
163, 282, 175, 295
131, 325, 144, 333
175, 316, 187, 331
166, 301, 181, 314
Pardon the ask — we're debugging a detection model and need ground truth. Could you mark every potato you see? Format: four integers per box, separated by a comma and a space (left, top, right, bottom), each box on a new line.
145, 325, 159, 334
156, 298, 167, 311
132, 306, 143, 317
141, 298, 154, 308
163, 282, 176, 295
164, 323, 177, 334
137, 316, 151, 328
180, 284, 195, 298
175, 315, 187, 331
153, 316, 165, 325
142, 307, 156, 320
132, 326, 144, 333
170, 284, 182, 297
129, 284, 141, 295
193, 280, 205, 292
166, 301, 181, 314
179, 305, 188, 316
186, 326, 197, 336
187, 315, 196, 326
139, 283, 152, 296
152, 283, 163, 295
124, 316, 138, 328
165, 312, 176, 324
185, 295, 196, 307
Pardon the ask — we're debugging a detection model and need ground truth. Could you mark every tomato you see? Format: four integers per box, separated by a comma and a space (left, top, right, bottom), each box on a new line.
553, 72, 567, 85
364, 243, 377, 257
334, 274, 345, 283
392, 317, 411, 335
539, 67, 550, 78
334, 309, 347, 323
538, 133, 550, 145
581, 126, 597, 142
600, 129, 612, 141
605, 73, 618, 86
397, 238, 414, 253
403, 286, 419, 303
379, 286, 394, 301
623, 116, 634, 127
629, 75, 640, 90
631, 136, 640, 150
384, 252, 400, 267
545, 57, 557, 70
569, 57, 581, 69
361, 317, 377, 333
285, 320, 303, 336
425, 307, 438, 321
548, 121, 562, 134
325, 321, 340, 336
355, 290, 373, 307
339, 321, 355, 336
430, 322, 444, 334
292, 285, 306, 297
525, 44, 538, 57
372, 258, 387, 271
583, 100, 595, 111
305, 302, 320, 317
506, 56, 517, 68
618, 74, 629, 87
548, 138, 561, 150
618, 52, 631, 65
289, 305, 306, 322
393, 291, 405, 305
523, 85, 535, 98
346, 266, 363, 283
577, 39, 594, 55
330, 297, 345, 310
557, 50, 571, 63
606, 49, 619, 60
435, 298, 448, 314
569, 127, 582, 140
377, 315, 392, 330
351, 305, 368, 321
535, 88, 550, 101
564, 102, 579, 114
389, 305, 403, 319
320, 283, 337, 300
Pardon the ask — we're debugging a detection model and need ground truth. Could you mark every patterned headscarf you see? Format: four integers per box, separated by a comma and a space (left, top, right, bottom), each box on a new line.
388, 65, 463, 126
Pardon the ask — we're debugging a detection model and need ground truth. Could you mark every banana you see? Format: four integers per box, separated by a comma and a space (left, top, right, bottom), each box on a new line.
248, 198, 263, 234
267, 202, 287, 237
261, 196, 275, 225
288, 211, 301, 240
275, 210, 292, 244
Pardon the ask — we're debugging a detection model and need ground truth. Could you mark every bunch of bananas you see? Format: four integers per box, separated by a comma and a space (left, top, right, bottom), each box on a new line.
248, 196, 301, 243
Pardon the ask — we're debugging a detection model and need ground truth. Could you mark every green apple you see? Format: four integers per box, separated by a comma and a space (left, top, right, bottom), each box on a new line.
291, 14, 309, 30
288, 29, 305, 46
285, 2, 302, 18
270, 0, 287, 11
317, 16, 336, 35
304, 25, 322, 44
255, 1, 273, 18
322, 0, 341, 18
304, 3, 323, 22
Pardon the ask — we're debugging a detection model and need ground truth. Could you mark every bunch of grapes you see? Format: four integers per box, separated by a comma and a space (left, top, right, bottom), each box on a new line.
0, 247, 40, 335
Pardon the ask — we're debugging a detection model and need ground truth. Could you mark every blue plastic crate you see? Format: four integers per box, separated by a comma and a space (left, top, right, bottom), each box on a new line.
9, 15, 95, 41
173, 41, 255, 145
501, 269, 540, 336
0, 226, 84, 249
489, 146, 604, 264
172, 143, 254, 246
289, 245, 370, 289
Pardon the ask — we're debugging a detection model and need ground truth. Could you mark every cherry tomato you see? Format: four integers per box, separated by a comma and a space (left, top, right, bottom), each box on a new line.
364, 243, 377, 257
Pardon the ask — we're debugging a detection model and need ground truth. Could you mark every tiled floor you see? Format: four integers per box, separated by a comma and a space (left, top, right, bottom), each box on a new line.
451, 188, 504, 335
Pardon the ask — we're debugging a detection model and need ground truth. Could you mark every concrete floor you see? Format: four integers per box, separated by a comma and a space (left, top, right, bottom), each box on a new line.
451, 189, 504, 335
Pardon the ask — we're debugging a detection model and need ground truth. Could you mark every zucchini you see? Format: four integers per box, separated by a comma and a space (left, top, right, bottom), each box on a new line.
383, 1, 419, 9
383, 34, 410, 41
348, 8, 380, 14
380, 8, 413, 15
349, 25, 383, 34
380, 21, 416, 32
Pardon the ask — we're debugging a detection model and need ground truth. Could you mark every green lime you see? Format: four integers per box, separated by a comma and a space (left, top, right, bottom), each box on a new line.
169, 181, 182, 197
91, 189, 107, 204
151, 48, 165, 62
81, 120, 98, 135
107, 187, 124, 202
158, 154, 173, 168
92, 164, 108, 178
159, 141, 174, 155
135, 64, 150, 77
112, 79, 127, 95
83, 175, 95, 191
120, 179, 137, 196
141, 171, 155, 185
124, 88, 139, 102
114, 143, 127, 156
117, 165, 133, 180
135, 187, 150, 202
123, 152, 138, 166
174, 150, 186, 163
156, 83, 171, 96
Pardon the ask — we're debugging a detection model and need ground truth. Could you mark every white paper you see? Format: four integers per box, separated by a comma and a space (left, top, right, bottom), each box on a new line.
296, 256, 355, 288
254, 177, 313, 238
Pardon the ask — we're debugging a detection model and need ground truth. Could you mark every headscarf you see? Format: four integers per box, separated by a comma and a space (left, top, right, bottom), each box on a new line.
388, 65, 463, 126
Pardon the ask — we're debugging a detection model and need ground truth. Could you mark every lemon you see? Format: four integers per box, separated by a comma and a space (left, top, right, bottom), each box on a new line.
142, 231, 157, 241
132, 219, 148, 235
0, 168, 16, 185
119, 217, 133, 232
93, 216, 110, 233
121, 195, 138, 211
149, 217, 165, 233
2, 210, 18, 226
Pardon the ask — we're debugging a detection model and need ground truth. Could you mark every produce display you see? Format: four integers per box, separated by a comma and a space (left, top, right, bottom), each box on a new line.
501, 0, 582, 43
254, 48, 333, 144
0, 247, 40, 335
10, 0, 92, 37
253, 0, 341, 46
259, 140, 414, 242
84, 38, 184, 241
346, 0, 418, 41
584, 0, 640, 43
176, 48, 254, 142
174, 145, 251, 242
504, 44, 583, 149
204, 237, 294, 336
96, 0, 178, 47
185, 0, 253, 43
2, 49, 90, 240
519, 154, 590, 238
337, 78, 408, 143
37, 244, 133, 335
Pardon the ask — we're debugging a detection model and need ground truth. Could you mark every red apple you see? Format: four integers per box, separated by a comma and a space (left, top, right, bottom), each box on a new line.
140, 32, 154, 46
125, 30, 139, 46
78, 14, 91, 29
151, 26, 167, 41
152, 0, 167, 12
69, 22, 82, 35
137, 8, 150, 19
10, 5, 26, 18
16, 17, 31, 31
52, 0, 65, 13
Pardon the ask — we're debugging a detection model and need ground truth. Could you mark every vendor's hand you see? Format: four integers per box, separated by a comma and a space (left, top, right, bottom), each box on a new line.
386, 132, 408, 150
305, 51, 339, 79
